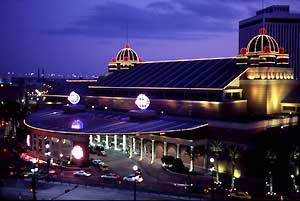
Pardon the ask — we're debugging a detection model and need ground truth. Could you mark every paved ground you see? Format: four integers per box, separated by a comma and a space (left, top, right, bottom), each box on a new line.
0, 178, 203, 200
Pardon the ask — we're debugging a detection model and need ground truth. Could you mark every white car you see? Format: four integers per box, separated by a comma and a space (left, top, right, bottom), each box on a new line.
92, 159, 103, 165
73, 170, 92, 177
100, 173, 122, 181
122, 174, 143, 183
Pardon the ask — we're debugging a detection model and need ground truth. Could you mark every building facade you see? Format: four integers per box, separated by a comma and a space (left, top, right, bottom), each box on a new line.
24, 27, 300, 178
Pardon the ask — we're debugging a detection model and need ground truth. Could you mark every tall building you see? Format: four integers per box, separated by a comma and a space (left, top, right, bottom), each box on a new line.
239, 5, 300, 79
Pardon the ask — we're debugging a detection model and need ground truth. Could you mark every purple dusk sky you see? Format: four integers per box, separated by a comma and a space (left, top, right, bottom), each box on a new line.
0, 0, 299, 77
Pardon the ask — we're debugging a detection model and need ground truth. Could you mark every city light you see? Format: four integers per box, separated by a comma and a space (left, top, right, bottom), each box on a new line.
135, 94, 150, 110
71, 145, 84, 160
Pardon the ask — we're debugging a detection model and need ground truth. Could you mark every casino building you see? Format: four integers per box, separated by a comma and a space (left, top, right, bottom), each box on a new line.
24, 28, 300, 176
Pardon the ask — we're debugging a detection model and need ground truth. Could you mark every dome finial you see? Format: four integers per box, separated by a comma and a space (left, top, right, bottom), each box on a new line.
125, 42, 130, 48
259, 27, 267, 35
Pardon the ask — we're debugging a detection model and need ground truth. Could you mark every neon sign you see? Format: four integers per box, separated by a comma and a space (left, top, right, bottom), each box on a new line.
71, 119, 83, 129
135, 94, 150, 110
71, 145, 83, 160
68, 91, 80, 104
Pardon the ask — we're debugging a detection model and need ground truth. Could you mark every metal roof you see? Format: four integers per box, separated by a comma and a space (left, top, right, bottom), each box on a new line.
98, 58, 247, 89
25, 109, 207, 135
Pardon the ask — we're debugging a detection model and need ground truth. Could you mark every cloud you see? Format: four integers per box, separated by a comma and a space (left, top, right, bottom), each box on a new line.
47, 1, 238, 40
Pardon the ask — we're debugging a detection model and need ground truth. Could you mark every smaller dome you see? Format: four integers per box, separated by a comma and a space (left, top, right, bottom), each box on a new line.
115, 43, 139, 62
247, 28, 279, 53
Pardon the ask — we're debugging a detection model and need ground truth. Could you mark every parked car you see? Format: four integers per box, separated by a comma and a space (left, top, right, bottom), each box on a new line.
123, 174, 143, 183
73, 170, 91, 177
99, 163, 109, 171
92, 159, 103, 165
98, 150, 107, 156
100, 173, 122, 181
228, 191, 252, 200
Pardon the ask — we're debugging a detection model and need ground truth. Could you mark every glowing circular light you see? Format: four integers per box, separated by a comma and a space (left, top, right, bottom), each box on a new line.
71, 145, 84, 160
68, 91, 80, 105
135, 94, 150, 110
71, 119, 84, 129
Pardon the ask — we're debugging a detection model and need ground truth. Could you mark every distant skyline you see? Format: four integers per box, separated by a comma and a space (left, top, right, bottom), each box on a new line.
1, 0, 299, 76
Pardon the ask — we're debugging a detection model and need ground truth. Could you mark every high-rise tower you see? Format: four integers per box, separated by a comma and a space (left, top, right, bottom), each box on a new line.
239, 5, 300, 79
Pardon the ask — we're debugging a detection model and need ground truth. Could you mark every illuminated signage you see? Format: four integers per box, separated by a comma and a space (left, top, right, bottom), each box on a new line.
68, 91, 80, 104
71, 145, 84, 160
71, 119, 83, 129
135, 94, 150, 110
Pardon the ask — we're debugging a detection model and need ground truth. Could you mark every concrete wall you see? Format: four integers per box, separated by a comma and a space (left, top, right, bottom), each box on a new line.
240, 80, 298, 115
85, 96, 247, 118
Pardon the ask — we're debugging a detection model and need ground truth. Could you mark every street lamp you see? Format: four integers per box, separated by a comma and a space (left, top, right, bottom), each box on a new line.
45, 143, 51, 180
209, 157, 215, 201
133, 165, 138, 201
31, 158, 38, 201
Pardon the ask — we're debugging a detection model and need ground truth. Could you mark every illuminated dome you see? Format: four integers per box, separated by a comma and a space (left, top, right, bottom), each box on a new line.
108, 42, 143, 72
247, 28, 279, 53
116, 43, 140, 62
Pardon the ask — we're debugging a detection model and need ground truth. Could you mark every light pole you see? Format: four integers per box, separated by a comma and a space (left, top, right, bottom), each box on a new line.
45, 143, 51, 180
31, 158, 38, 201
133, 165, 138, 201
209, 157, 215, 201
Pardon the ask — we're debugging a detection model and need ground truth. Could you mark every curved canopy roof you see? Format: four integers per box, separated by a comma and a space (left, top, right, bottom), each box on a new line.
25, 109, 207, 135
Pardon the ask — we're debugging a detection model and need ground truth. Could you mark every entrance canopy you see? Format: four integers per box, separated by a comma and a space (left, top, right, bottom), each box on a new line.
24, 109, 207, 135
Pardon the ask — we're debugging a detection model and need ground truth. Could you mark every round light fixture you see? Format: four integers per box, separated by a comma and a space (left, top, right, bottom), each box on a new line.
71, 145, 84, 160
68, 91, 80, 105
135, 94, 150, 110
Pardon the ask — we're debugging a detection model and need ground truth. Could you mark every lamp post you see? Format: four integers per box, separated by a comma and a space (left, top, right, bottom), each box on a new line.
133, 165, 138, 201
45, 143, 51, 180
31, 158, 38, 201
209, 157, 215, 201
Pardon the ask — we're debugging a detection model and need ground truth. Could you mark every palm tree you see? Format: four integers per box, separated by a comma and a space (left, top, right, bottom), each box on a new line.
289, 145, 300, 192
290, 145, 300, 174
209, 139, 223, 183
265, 149, 278, 194
227, 144, 241, 190
185, 146, 205, 172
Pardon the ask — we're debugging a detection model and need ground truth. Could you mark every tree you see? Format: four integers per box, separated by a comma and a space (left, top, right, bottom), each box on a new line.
185, 145, 205, 173
227, 144, 241, 190
290, 145, 300, 173
209, 139, 223, 183
289, 145, 300, 192
265, 149, 278, 194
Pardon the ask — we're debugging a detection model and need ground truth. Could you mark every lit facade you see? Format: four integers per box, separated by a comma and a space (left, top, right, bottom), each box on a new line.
24, 27, 300, 176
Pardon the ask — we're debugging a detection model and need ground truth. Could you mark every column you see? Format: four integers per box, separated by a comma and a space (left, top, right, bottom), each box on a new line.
176, 144, 180, 159
58, 137, 62, 157
151, 140, 155, 164
97, 135, 100, 143
133, 137, 136, 154
163, 141, 167, 156
139, 138, 143, 161
122, 135, 126, 152
189, 146, 194, 172
203, 143, 208, 169
105, 135, 109, 149
129, 137, 133, 159
41, 137, 45, 157
35, 135, 39, 156
114, 135, 117, 150
89, 135, 93, 145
